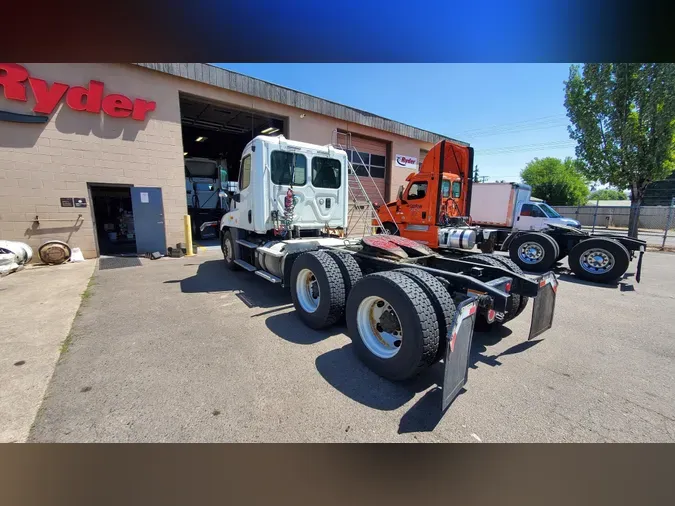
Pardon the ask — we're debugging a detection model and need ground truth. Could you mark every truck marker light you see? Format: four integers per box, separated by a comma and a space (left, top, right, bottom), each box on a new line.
504, 281, 511, 292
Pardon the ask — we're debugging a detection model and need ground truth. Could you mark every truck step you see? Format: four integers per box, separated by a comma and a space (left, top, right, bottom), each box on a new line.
256, 246, 285, 258
236, 239, 259, 249
254, 270, 282, 284
234, 259, 257, 272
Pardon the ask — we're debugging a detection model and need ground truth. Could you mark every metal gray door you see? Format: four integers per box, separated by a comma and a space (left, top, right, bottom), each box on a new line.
131, 187, 167, 255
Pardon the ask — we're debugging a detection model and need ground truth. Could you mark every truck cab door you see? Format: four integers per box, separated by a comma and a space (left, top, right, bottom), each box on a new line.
515, 203, 547, 231
396, 179, 435, 243
224, 150, 254, 231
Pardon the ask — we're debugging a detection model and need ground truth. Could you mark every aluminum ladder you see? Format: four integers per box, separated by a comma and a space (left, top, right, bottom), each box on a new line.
331, 130, 399, 237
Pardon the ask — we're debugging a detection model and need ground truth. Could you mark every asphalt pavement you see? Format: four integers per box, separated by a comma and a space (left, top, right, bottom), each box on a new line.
29, 249, 675, 442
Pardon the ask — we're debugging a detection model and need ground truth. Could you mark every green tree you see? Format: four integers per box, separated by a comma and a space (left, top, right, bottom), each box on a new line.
564, 63, 675, 236
520, 157, 590, 205
588, 188, 628, 200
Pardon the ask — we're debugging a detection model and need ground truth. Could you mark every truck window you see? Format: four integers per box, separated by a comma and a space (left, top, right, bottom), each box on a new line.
407, 182, 428, 200
441, 180, 450, 198
311, 157, 341, 189
239, 155, 251, 190
452, 181, 461, 198
271, 151, 307, 186
520, 203, 533, 216
539, 203, 561, 218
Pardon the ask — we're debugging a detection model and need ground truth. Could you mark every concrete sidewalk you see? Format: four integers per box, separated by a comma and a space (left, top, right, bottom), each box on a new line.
0, 259, 95, 443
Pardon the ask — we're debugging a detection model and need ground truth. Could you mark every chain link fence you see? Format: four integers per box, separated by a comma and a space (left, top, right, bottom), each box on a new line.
553, 200, 675, 249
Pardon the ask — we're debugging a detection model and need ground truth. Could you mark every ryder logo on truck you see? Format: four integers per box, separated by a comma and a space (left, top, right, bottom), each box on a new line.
0, 63, 156, 123
395, 154, 418, 169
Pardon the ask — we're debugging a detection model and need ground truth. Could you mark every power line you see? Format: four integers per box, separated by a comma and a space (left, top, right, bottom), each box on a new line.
455, 114, 568, 136
477, 140, 576, 155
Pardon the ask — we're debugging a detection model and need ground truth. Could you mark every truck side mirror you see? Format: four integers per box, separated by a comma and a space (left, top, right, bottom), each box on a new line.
397, 185, 405, 203
232, 193, 241, 203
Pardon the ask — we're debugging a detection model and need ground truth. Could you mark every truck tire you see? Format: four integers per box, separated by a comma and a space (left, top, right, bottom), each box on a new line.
322, 249, 362, 299
346, 271, 439, 381
291, 251, 346, 330
508, 232, 559, 272
221, 229, 239, 270
481, 255, 529, 318
567, 238, 630, 283
469, 254, 520, 323
396, 267, 456, 364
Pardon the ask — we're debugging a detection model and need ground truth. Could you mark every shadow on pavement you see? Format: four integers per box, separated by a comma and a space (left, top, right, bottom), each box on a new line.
265, 311, 345, 345
314, 324, 539, 435
165, 259, 291, 309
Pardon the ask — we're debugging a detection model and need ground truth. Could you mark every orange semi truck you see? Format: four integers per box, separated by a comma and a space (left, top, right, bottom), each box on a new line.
375, 140, 646, 284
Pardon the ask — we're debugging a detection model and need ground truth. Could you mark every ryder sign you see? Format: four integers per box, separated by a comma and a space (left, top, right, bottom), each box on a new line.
0, 63, 156, 121
395, 154, 418, 169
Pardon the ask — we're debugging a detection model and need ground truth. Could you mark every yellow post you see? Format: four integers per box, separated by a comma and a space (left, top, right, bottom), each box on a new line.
183, 215, 195, 256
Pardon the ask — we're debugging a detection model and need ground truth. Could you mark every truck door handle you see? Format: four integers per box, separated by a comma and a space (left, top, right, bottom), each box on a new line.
517, 216, 520, 221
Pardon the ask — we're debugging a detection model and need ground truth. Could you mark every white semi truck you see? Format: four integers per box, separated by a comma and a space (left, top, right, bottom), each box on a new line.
218, 135, 558, 411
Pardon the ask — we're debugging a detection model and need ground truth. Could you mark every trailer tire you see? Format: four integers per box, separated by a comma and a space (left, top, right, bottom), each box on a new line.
291, 251, 346, 329
482, 255, 530, 318
508, 232, 558, 272
470, 254, 520, 323
322, 249, 362, 299
380, 222, 399, 236
396, 268, 456, 364
567, 238, 630, 283
221, 229, 238, 270
347, 271, 439, 381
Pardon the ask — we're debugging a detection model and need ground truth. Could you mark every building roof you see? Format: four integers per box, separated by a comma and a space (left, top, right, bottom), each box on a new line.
134, 63, 467, 147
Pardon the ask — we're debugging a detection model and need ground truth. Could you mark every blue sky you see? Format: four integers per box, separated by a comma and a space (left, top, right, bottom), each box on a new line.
215, 64, 576, 182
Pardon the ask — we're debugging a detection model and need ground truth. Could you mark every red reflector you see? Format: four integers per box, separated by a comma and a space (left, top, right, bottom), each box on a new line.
539, 279, 547, 287
505, 282, 511, 292
487, 309, 496, 322
468, 305, 477, 316
450, 332, 457, 353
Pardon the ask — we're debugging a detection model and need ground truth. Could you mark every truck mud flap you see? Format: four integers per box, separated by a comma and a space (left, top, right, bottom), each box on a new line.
528, 272, 558, 340
442, 298, 478, 412
636, 248, 645, 283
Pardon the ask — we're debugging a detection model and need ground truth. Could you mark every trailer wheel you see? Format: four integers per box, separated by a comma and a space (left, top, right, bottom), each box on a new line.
322, 249, 362, 299
221, 229, 238, 270
346, 271, 439, 381
291, 251, 346, 329
396, 268, 456, 364
508, 233, 558, 272
567, 238, 630, 283
380, 222, 399, 236
470, 254, 520, 323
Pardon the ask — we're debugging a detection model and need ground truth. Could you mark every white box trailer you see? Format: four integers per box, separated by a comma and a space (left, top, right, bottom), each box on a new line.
469, 182, 532, 228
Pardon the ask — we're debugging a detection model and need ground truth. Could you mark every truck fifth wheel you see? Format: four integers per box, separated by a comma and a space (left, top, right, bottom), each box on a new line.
219, 135, 558, 411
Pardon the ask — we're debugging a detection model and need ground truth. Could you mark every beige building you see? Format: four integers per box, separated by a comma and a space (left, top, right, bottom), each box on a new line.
0, 63, 466, 259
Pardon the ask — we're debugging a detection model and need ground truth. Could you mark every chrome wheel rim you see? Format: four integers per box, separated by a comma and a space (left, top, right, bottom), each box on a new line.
223, 237, 233, 262
518, 241, 545, 264
356, 296, 403, 359
296, 268, 320, 313
580, 248, 615, 274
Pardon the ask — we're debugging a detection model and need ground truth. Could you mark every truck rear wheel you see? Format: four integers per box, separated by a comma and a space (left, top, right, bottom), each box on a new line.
396, 268, 456, 364
221, 229, 238, 270
322, 249, 362, 300
508, 233, 559, 272
567, 238, 630, 283
346, 271, 439, 381
470, 254, 520, 323
291, 251, 346, 330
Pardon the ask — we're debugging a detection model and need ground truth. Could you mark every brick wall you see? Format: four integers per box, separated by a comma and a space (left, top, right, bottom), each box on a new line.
0, 63, 186, 259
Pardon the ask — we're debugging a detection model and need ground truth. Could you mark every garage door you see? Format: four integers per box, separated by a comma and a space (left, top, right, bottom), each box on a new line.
345, 135, 388, 206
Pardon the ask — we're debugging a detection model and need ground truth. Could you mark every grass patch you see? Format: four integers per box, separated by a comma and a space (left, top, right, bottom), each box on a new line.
81, 276, 96, 303
59, 273, 96, 357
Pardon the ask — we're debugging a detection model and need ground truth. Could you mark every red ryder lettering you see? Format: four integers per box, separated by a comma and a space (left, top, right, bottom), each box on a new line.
0, 63, 156, 121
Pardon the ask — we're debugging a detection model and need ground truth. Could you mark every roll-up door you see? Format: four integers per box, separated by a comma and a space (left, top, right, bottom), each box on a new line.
346, 135, 388, 206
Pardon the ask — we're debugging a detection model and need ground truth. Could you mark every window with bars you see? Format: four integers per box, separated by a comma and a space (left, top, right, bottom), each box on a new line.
346, 149, 386, 179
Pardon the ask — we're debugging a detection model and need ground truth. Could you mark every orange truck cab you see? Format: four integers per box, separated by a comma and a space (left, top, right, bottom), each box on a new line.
376, 140, 475, 249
